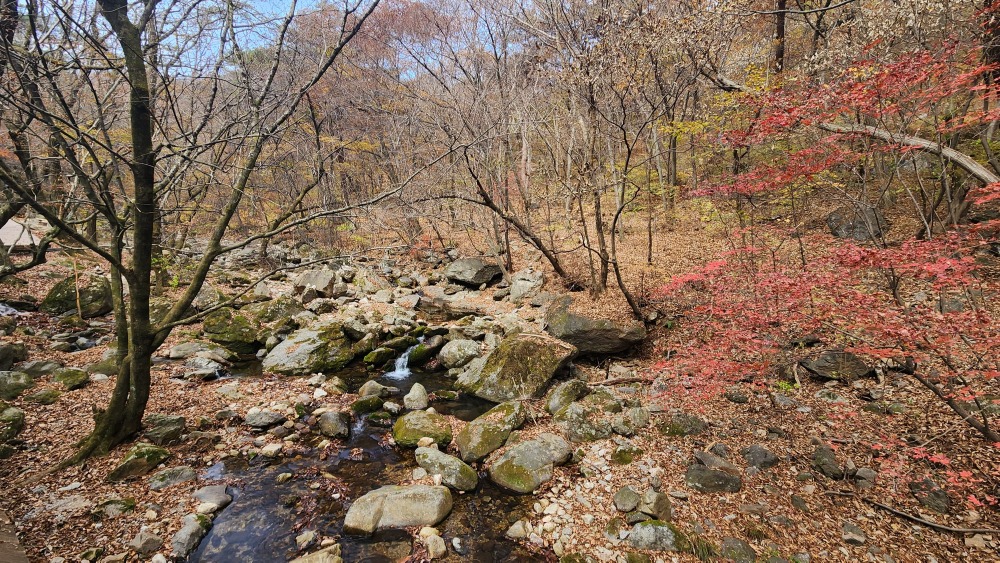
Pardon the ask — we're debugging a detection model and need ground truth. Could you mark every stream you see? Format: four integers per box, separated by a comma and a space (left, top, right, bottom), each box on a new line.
189, 347, 541, 562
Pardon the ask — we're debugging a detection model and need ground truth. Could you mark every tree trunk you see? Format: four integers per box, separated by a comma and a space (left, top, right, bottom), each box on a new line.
72, 0, 158, 461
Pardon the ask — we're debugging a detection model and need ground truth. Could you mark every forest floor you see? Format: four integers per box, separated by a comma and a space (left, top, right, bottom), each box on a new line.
0, 198, 998, 562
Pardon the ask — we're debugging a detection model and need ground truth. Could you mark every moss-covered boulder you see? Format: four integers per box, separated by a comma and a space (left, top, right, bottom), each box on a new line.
415, 447, 478, 491
261, 322, 363, 375
203, 307, 260, 354
54, 368, 90, 391
0, 406, 25, 442
363, 347, 396, 366
0, 371, 33, 400
554, 401, 611, 443
545, 379, 589, 415
407, 335, 445, 368
40, 275, 113, 318
463, 333, 576, 402
351, 395, 384, 414
382, 335, 418, 352
488, 433, 571, 493
243, 295, 305, 337
455, 401, 526, 462
25, 389, 61, 405
107, 442, 171, 482
392, 410, 453, 447
544, 296, 646, 354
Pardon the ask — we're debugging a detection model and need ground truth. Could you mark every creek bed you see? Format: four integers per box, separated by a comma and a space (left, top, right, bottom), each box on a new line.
190, 355, 541, 562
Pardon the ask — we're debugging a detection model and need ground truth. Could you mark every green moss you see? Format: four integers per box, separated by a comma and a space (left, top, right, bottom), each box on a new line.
611, 445, 643, 465
351, 396, 383, 414
25, 389, 61, 405
688, 535, 718, 561
363, 347, 396, 366
54, 368, 90, 390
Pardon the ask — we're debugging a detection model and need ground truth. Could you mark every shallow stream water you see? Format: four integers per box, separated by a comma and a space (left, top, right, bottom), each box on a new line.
189, 349, 542, 562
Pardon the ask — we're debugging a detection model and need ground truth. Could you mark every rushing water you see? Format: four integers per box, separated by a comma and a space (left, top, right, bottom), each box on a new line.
382, 341, 420, 381
189, 351, 540, 562
0, 303, 21, 316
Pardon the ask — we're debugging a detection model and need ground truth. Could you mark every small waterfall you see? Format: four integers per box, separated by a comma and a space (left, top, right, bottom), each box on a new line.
383, 340, 422, 380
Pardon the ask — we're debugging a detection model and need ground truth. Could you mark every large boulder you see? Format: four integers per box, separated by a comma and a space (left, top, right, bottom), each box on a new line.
415, 447, 478, 491
40, 275, 113, 318
392, 410, 453, 447
0, 371, 33, 400
509, 269, 544, 301
438, 339, 480, 369
544, 296, 645, 354
455, 401, 526, 462
261, 322, 365, 376
445, 258, 502, 286
343, 485, 452, 534
463, 333, 575, 402
293, 270, 341, 297
243, 295, 306, 334
191, 284, 226, 311
488, 433, 571, 493
827, 205, 889, 241
202, 308, 260, 355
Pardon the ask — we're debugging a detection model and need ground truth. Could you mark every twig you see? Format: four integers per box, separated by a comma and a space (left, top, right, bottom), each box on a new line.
592, 376, 653, 386
823, 491, 1000, 535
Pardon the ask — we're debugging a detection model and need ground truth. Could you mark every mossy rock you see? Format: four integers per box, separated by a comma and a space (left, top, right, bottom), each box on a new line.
244, 296, 305, 333
382, 335, 418, 352
54, 368, 90, 390
0, 406, 25, 442
407, 336, 446, 368
364, 347, 396, 366
262, 322, 360, 375
40, 275, 113, 318
467, 333, 576, 402
545, 379, 589, 415
456, 401, 526, 462
368, 411, 394, 427
0, 343, 28, 371
581, 387, 622, 413
203, 307, 260, 354
351, 396, 384, 414
87, 357, 119, 376
0, 371, 33, 400
658, 413, 708, 437
93, 497, 137, 519
25, 389, 61, 405
392, 410, 453, 447
106, 443, 171, 482
611, 445, 643, 465
628, 520, 690, 552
